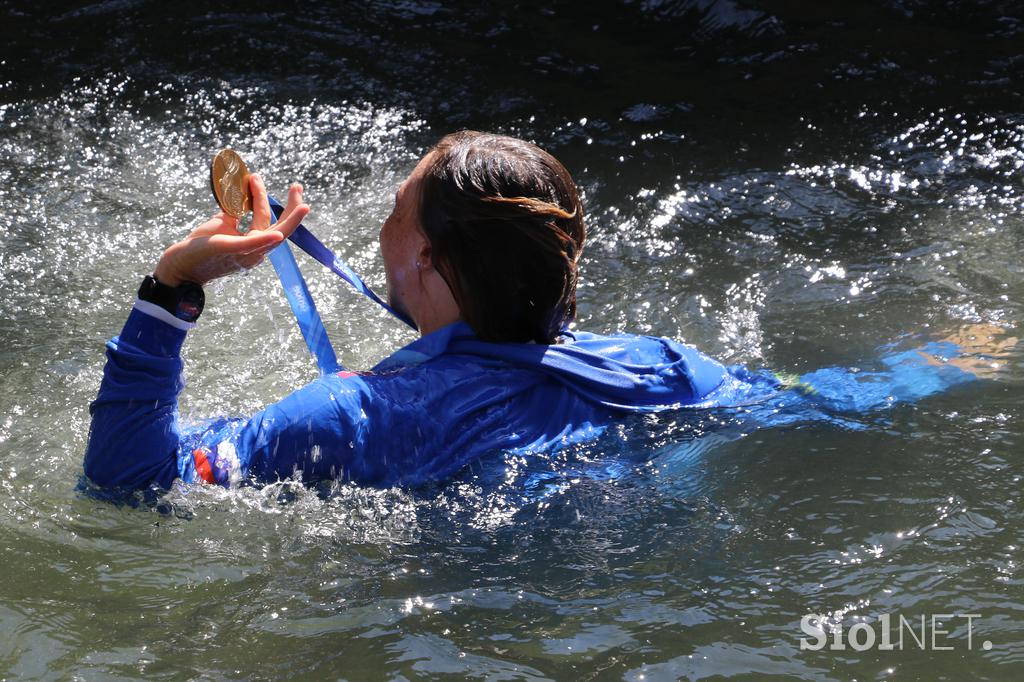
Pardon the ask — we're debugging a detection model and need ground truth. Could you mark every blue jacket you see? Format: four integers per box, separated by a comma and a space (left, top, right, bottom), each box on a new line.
84, 303, 763, 491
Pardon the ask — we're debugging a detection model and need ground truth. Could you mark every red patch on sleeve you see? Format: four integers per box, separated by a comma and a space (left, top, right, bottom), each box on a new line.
193, 448, 215, 484
337, 370, 357, 379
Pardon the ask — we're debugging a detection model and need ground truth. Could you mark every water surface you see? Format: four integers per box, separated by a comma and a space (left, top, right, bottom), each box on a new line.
1, 2, 1022, 679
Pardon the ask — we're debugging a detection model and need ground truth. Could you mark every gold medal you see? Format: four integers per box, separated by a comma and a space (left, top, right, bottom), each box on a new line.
210, 148, 252, 219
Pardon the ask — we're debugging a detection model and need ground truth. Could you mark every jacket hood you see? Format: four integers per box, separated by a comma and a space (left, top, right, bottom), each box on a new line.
376, 321, 729, 412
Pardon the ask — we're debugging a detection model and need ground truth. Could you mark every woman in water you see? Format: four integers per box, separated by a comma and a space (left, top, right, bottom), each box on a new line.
83, 132, 1000, 491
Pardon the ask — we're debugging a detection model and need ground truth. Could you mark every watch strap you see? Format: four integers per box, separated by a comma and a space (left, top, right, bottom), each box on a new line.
138, 275, 205, 323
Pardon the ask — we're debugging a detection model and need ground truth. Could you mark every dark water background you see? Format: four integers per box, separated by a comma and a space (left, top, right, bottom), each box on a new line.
1, 1, 1023, 679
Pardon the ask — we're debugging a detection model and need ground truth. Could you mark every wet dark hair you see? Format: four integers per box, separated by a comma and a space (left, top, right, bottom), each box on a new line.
419, 131, 586, 344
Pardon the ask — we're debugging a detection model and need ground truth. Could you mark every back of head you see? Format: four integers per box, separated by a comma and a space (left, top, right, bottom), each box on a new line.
420, 131, 586, 344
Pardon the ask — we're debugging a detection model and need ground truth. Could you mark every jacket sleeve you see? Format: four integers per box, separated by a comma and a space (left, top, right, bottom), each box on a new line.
84, 304, 383, 491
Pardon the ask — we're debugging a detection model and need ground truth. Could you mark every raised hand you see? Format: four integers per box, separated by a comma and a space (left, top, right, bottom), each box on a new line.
154, 175, 309, 287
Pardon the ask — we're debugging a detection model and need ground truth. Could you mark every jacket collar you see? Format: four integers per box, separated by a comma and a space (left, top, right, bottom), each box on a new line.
373, 320, 576, 372
372, 320, 478, 372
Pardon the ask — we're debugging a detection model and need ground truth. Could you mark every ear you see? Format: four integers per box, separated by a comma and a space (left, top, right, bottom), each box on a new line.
416, 241, 435, 273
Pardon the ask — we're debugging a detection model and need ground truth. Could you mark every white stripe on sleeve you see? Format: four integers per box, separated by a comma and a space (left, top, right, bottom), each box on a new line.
133, 299, 197, 331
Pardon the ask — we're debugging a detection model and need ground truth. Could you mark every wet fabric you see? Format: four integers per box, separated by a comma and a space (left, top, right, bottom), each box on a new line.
85, 307, 740, 490
83, 307, 976, 492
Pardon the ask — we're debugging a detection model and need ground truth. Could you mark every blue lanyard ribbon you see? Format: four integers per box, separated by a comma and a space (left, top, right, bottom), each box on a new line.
264, 196, 416, 374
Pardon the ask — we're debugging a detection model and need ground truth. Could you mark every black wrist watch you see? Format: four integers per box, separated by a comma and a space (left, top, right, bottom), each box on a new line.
138, 275, 205, 323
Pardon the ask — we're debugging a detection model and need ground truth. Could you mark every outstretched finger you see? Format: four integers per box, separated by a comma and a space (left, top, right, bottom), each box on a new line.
240, 234, 290, 257
270, 199, 309, 241
209, 228, 285, 255
271, 183, 305, 228
250, 174, 272, 230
